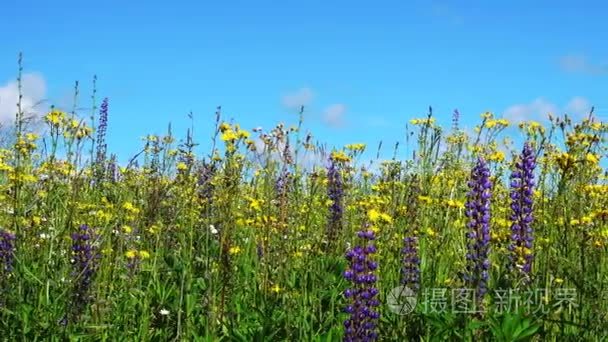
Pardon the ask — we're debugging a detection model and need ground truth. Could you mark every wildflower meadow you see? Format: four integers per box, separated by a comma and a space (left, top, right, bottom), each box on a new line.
1, 55, 607, 341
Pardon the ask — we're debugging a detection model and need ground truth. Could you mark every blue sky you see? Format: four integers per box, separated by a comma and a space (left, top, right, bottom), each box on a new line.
0, 0, 607, 162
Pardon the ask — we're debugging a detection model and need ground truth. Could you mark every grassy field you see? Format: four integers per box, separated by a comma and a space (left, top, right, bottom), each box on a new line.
0, 62, 607, 341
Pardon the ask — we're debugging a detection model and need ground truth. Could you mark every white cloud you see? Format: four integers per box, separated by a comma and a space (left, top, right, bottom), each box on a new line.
281, 87, 313, 110
503, 96, 593, 123
0, 72, 47, 124
565, 96, 592, 116
558, 55, 608, 75
503, 98, 558, 122
323, 103, 346, 128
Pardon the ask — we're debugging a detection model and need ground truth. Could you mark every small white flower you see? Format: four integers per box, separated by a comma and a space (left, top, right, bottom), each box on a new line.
39, 233, 49, 239
210, 225, 218, 235
159, 309, 170, 316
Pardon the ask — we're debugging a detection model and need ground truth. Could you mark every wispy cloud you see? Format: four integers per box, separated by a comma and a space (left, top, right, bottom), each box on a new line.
503, 98, 558, 122
558, 54, 608, 75
281, 87, 313, 110
0, 72, 47, 124
565, 96, 592, 116
323, 103, 347, 128
503, 96, 593, 122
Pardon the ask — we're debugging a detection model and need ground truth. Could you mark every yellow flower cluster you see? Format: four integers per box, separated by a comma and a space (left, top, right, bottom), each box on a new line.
330, 150, 351, 163
409, 117, 436, 126
125, 250, 151, 259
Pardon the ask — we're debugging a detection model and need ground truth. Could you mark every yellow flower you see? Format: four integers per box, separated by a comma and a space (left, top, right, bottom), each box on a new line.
229, 246, 242, 255
270, 284, 281, 293
32, 216, 42, 226
585, 153, 599, 164
219, 122, 231, 133
221, 130, 238, 142
139, 250, 151, 259
125, 250, 137, 259
409, 117, 436, 126
148, 224, 160, 234
248, 197, 262, 211
25, 133, 38, 141
481, 112, 493, 119
488, 150, 505, 162
418, 195, 432, 204
45, 109, 66, 126
122, 202, 140, 214
237, 129, 250, 139
446, 199, 465, 209
176, 162, 188, 171
345, 143, 366, 152
330, 150, 351, 163
367, 208, 380, 222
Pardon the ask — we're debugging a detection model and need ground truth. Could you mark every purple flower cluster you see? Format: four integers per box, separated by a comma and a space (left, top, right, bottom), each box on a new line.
106, 155, 120, 183
452, 109, 460, 131
197, 161, 216, 204
326, 158, 344, 244
402, 236, 420, 292
464, 157, 492, 301
508, 142, 536, 285
275, 166, 290, 198
0, 229, 15, 275
343, 229, 380, 341
0, 229, 15, 306
69, 224, 99, 321
95, 97, 109, 164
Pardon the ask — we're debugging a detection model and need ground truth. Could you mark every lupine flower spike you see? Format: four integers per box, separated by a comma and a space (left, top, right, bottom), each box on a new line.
326, 157, 344, 249
343, 227, 380, 341
464, 157, 492, 306
67, 224, 100, 323
508, 142, 536, 286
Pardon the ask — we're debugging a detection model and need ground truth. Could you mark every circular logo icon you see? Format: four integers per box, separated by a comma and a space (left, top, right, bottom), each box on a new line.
387, 285, 417, 315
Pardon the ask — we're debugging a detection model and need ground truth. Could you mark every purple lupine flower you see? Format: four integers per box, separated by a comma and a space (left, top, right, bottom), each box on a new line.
95, 98, 108, 162
93, 98, 109, 183
343, 228, 380, 341
0, 229, 15, 275
106, 155, 119, 183
68, 224, 99, 322
452, 109, 460, 132
275, 167, 290, 199
508, 142, 536, 285
197, 161, 216, 204
0, 229, 16, 306
464, 157, 492, 303
402, 236, 420, 293
326, 158, 344, 247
